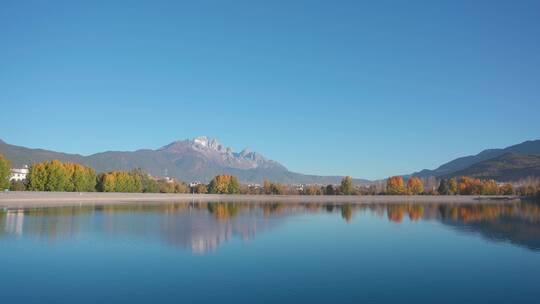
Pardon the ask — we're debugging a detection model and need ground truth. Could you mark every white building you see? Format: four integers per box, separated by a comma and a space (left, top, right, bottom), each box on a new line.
10, 165, 29, 181
189, 181, 202, 188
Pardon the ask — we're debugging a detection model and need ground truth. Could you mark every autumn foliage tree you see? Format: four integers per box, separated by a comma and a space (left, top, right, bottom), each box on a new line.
263, 179, 284, 195
194, 183, 208, 194
456, 177, 505, 195
27, 160, 96, 192
407, 177, 424, 195
499, 183, 514, 195
97, 171, 142, 193
386, 176, 405, 195
303, 185, 323, 195
208, 175, 240, 194
174, 182, 190, 193
66, 162, 97, 192
157, 179, 176, 193
458, 177, 482, 195
449, 178, 458, 195
481, 179, 499, 195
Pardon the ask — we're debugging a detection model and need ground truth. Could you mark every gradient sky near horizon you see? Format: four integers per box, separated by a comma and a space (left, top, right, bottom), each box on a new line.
1, 0, 539, 180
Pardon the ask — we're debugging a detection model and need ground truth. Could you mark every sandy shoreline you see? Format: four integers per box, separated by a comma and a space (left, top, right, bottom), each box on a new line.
0, 191, 524, 208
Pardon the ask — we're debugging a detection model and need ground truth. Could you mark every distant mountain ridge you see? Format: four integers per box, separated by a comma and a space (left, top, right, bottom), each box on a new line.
445, 153, 540, 181
0, 136, 368, 185
413, 140, 540, 180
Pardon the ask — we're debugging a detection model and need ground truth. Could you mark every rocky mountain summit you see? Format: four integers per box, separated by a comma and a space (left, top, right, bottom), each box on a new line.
0, 136, 364, 184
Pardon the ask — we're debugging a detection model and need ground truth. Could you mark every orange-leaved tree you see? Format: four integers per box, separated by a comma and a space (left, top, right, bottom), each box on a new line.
386, 176, 405, 195
407, 177, 424, 195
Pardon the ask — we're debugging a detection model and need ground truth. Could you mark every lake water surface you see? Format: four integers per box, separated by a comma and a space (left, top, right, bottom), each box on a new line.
1, 201, 540, 303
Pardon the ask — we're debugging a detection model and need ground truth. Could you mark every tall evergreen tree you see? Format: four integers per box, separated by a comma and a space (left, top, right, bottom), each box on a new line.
438, 179, 450, 195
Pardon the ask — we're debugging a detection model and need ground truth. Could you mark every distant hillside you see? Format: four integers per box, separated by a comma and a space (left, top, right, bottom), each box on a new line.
0, 139, 85, 164
445, 153, 540, 181
413, 140, 540, 178
0, 137, 368, 185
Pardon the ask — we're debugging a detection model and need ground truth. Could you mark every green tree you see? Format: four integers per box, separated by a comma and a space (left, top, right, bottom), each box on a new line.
10, 180, 26, 191
131, 169, 158, 193
45, 160, 69, 192
157, 179, 176, 193
72, 164, 96, 192
325, 185, 335, 195
227, 176, 240, 194
122, 172, 141, 192
27, 163, 47, 191
340, 176, 353, 195
98, 173, 116, 192
174, 182, 190, 193
263, 180, 284, 195
499, 183, 514, 195
145, 179, 159, 193
263, 180, 272, 195
270, 183, 284, 195
0, 154, 10, 190
27, 160, 96, 192
194, 183, 208, 194
208, 175, 240, 194
448, 178, 458, 195
481, 179, 499, 195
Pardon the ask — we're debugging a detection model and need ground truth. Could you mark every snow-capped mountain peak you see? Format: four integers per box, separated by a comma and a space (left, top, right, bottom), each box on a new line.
192, 136, 222, 151
159, 136, 275, 170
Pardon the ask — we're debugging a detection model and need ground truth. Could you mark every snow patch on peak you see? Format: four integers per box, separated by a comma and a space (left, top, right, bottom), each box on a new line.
240, 148, 252, 156
159, 136, 277, 170
193, 136, 209, 147
192, 136, 224, 151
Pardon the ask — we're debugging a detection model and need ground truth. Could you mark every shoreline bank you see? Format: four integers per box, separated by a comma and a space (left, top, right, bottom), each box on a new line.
0, 191, 524, 208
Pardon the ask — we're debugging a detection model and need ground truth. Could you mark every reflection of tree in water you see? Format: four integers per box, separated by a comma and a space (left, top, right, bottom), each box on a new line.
207, 203, 240, 221
387, 205, 405, 223
341, 204, 353, 223
437, 203, 540, 251
444, 216, 540, 251
2, 201, 540, 252
408, 205, 424, 221
262, 203, 285, 217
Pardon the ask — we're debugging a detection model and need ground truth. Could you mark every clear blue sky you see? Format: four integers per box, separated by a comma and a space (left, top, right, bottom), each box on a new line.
1, 0, 539, 180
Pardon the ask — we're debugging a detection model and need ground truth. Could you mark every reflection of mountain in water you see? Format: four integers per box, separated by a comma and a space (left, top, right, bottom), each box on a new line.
1, 202, 540, 253
0, 203, 298, 254
160, 207, 288, 254
442, 217, 540, 251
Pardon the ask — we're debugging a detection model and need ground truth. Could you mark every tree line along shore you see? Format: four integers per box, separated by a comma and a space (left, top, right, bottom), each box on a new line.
1, 155, 539, 197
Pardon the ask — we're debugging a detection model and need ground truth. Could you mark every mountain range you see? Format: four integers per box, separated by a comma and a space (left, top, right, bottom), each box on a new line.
412, 140, 540, 181
0, 137, 368, 185
1, 137, 539, 184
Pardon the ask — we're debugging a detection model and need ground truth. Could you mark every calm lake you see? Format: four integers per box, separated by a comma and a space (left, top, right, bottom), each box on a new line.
1, 201, 540, 303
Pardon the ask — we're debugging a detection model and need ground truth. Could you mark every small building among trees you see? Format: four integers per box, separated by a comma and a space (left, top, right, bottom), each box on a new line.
10, 165, 29, 182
